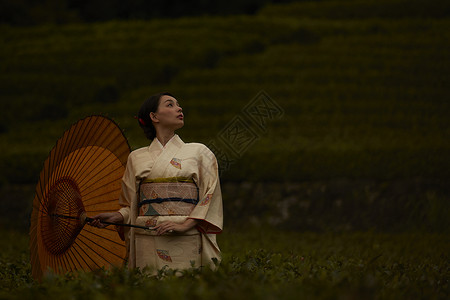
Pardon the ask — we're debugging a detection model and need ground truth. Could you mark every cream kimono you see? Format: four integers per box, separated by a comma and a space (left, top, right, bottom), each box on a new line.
117, 134, 222, 272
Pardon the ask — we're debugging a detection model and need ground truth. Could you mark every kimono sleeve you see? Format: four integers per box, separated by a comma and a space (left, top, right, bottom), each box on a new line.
117, 153, 137, 225
189, 146, 223, 234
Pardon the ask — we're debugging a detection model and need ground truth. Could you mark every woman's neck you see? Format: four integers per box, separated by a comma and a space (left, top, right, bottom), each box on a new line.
155, 129, 175, 147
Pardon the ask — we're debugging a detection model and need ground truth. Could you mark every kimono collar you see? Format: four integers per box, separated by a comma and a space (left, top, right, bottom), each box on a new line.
148, 134, 184, 153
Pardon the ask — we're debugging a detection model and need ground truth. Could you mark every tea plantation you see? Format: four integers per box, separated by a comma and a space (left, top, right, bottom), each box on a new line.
0, 0, 449, 298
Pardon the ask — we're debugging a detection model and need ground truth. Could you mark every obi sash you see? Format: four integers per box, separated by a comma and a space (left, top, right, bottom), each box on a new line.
138, 177, 199, 217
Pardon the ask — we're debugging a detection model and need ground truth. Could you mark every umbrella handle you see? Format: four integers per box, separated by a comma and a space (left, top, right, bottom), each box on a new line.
51, 213, 155, 231
84, 216, 156, 230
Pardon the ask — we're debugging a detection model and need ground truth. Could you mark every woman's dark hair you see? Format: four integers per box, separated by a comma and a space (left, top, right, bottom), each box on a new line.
137, 92, 174, 140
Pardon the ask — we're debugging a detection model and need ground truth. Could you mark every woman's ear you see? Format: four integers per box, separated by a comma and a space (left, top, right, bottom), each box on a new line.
150, 112, 159, 123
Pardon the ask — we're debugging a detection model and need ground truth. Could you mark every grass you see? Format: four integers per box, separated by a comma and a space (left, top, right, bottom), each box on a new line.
0, 0, 449, 239
1, 228, 448, 299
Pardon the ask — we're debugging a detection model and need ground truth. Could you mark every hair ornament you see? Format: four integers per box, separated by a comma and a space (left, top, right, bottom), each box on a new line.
134, 115, 147, 126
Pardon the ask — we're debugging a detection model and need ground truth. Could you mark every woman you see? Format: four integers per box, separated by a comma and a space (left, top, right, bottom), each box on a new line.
90, 92, 223, 273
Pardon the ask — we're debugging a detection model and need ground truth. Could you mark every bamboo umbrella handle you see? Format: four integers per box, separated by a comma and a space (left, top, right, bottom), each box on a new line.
51, 213, 156, 230
84, 216, 156, 230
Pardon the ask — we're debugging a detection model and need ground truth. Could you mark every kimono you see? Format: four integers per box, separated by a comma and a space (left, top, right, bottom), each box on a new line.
117, 134, 222, 272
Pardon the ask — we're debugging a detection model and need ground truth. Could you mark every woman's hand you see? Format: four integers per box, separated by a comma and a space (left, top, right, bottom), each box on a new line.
88, 212, 124, 228
154, 219, 199, 235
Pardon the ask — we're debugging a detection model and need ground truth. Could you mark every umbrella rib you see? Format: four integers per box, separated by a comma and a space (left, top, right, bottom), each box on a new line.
92, 117, 117, 151
55, 248, 70, 275
39, 172, 80, 218
82, 186, 121, 205
63, 246, 81, 272
81, 170, 122, 200
38, 220, 66, 252
61, 119, 89, 183
81, 228, 126, 248
37, 163, 46, 215
46, 138, 59, 196
72, 132, 127, 199
75, 234, 114, 267
74, 120, 123, 189
64, 116, 99, 185
39, 150, 56, 217
77, 231, 125, 261
68, 238, 94, 271
83, 188, 121, 204
68, 232, 102, 272
65, 117, 97, 183
54, 122, 80, 188
35, 174, 47, 216
46, 247, 57, 275
77, 147, 120, 191
35, 198, 50, 220
71, 237, 103, 270
67, 147, 93, 187
51, 125, 73, 190
71, 147, 107, 190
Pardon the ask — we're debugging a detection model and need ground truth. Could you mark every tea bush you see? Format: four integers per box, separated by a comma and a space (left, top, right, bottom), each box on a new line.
0, 228, 448, 299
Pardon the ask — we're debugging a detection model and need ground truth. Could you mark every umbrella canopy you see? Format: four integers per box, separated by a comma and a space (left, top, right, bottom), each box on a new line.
30, 116, 130, 279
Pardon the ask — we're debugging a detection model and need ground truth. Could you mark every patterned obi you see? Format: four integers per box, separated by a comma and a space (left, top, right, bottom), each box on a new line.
138, 177, 199, 217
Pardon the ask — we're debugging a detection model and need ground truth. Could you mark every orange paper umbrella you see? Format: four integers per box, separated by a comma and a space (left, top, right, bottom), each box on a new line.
30, 115, 130, 279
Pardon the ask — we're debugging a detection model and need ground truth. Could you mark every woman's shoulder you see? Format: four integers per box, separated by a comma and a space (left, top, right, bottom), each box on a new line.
184, 141, 209, 150
184, 142, 216, 157
127, 146, 149, 161
130, 146, 148, 155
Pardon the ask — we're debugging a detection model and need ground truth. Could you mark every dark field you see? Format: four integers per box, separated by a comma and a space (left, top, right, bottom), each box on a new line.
1, 228, 449, 299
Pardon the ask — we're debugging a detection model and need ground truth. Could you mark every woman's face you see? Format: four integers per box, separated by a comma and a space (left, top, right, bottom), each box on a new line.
151, 95, 184, 130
